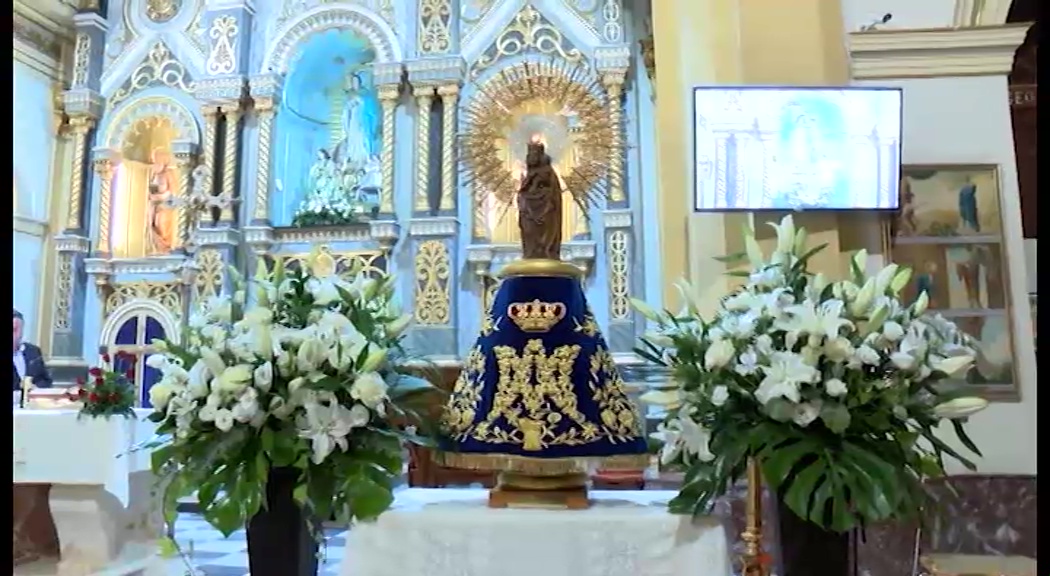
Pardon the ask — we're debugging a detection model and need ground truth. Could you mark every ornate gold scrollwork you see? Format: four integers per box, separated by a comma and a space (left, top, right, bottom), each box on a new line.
418, 0, 452, 54
413, 240, 451, 325
105, 281, 183, 317
278, 247, 387, 280
471, 5, 586, 78
443, 345, 487, 435
53, 254, 76, 331
193, 248, 225, 301
507, 300, 566, 333
449, 339, 641, 448
607, 230, 630, 320
205, 15, 238, 76
110, 43, 195, 108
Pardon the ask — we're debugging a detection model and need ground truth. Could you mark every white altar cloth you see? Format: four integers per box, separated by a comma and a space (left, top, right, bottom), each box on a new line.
341, 488, 732, 576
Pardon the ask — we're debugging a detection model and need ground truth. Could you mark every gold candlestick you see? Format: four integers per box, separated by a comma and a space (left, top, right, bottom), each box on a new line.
740, 457, 769, 576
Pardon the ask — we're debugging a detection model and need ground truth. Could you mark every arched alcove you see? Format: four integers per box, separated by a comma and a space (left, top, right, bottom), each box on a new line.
270, 28, 384, 225
99, 300, 179, 408
100, 96, 201, 257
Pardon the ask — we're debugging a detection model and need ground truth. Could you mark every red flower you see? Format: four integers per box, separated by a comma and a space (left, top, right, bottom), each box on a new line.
88, 392, 99, 402
101, 353, 111, 363
94, 376, 104, 386
88, 367, 102, 377
77, 388, 87, 398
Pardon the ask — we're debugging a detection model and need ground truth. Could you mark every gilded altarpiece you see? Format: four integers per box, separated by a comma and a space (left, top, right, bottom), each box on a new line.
50, 0, 661, 392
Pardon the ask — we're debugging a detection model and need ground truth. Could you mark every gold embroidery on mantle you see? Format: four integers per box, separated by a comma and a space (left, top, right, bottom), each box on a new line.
448, 339, 640, 449
443, 346, 486, 436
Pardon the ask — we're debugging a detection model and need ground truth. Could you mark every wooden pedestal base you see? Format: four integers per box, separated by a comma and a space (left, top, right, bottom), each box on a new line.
488, 485, 590, 510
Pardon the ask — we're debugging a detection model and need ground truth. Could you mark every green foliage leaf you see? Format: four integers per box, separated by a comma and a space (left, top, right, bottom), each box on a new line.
712, 251, 747, 264
819, 403, 851, 434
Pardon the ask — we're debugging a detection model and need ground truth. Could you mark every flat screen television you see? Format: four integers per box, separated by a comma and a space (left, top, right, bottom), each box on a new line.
692, 86, 903, 212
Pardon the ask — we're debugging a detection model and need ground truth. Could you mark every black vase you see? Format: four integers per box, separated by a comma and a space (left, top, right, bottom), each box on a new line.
247, 467, 319, 576
776, 498, 854, 576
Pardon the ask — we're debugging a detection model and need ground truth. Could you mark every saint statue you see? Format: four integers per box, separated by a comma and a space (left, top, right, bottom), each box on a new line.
147, 148, 178, 254
337, 73, 374, 168
517, 138, 563, 260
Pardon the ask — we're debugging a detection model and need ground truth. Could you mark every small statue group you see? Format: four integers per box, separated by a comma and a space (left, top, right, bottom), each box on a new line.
307, 149, 366, 204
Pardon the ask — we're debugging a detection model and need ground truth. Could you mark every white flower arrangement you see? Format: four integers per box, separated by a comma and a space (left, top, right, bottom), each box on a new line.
634, 215, 986, 532
143, 248, 430, 536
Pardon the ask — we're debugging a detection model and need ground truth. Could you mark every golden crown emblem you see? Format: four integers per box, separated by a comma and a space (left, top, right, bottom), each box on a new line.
507, 299, 567, 333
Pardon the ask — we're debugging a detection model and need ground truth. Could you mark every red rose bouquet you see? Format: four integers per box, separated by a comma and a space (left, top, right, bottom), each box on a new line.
68, 352, 138, 419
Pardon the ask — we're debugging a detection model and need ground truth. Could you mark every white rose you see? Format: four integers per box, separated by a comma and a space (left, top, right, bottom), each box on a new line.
710, 385, 729, 407
792, 401, 822, 427
882, 321, 905, 342
704, 339, 736, 370
149, 382, 176, 412
214, 408, 235, 432
853, 345, 881, 366
824, 378, 848, 397
350, 371, 389, 410
823, 337, 853, 363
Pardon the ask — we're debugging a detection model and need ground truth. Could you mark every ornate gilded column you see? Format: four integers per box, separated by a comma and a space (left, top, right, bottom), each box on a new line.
377, 83, 400, 215
171, 141, 198, 249
437, 83, 459, 212
195, 103, 221, 198
90, 149, 116, 255
218, 102, 242, 224
602, 71, 627, 205
248, 74, 282, 223
412, 85, 436, 213
65, 115, 95, 231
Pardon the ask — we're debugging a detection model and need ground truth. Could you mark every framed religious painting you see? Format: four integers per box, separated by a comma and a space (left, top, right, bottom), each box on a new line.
892, 164, 1020, 401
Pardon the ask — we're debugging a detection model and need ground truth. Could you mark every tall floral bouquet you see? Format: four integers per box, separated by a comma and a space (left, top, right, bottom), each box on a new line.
633, 215, 986, 533
143, 250, 432, 536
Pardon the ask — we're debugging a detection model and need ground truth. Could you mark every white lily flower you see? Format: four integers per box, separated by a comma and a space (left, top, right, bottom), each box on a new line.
755, 352, 818, 405
297, 401, 356, 464
932, 397, 989, 419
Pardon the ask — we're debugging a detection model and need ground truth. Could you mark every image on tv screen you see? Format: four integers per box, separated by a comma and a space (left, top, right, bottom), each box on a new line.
693, 86, 903, 211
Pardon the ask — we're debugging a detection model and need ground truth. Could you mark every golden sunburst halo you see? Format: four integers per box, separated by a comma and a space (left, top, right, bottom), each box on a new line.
459, 59, 621, 213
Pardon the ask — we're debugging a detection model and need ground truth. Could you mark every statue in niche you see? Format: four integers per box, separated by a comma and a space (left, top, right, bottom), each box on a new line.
490, 102, 582, 244
148, 148, 179, 254
273, 29, 383, 227
517, 137, 564, 259
112, 116, 177, 258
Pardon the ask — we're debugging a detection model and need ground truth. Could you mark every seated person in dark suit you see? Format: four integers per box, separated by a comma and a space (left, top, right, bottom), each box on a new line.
13, 309, 52, 391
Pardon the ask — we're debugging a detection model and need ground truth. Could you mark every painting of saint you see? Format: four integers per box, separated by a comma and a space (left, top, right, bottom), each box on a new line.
272, 29, 382, 225
897, 166, 1001, 237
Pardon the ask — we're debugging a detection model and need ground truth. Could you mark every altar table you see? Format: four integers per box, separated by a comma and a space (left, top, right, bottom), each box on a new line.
13, 409, 165, 575
341, 488, 733, 576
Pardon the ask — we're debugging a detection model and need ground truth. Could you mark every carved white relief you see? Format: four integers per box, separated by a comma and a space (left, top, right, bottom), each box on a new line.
101, 0, 207, 90
265, 4, 404, 72
600, 0, 622, 43
103, 97, 202, 150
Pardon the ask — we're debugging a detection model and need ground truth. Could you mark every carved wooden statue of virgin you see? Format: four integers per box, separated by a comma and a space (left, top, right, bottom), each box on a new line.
517, 140, 563, 260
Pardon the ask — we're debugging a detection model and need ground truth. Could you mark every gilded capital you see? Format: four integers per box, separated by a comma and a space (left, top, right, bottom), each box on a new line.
91, 157, 114, 177
602, 70, 628, 88
254, 97, 277, 114
378, 84, 401, 101
68, 115, 95, 132
437, 84, 460, 98
413, 85, 437, 99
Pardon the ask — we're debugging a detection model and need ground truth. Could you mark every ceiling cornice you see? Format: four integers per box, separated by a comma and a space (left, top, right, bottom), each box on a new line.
848, 24, 1032, 80
13, 2, 75, 80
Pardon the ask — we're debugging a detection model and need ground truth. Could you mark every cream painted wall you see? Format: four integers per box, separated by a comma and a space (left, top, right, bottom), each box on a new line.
841, 0, 958, 31
12, 59, 57, 345
855, 75, 1036, 475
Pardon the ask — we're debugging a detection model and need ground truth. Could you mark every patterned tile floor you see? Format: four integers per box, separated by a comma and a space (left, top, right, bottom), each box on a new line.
167, 513, 348, 576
